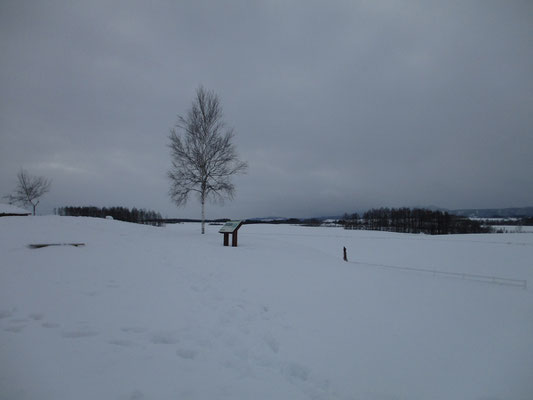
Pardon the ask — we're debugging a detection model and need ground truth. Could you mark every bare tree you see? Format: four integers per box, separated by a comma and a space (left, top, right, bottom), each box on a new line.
4, 169, 52, 215
168, 86, 247, 234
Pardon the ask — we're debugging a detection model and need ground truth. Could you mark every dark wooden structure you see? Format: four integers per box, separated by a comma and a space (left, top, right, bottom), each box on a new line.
219, 220, 244, 247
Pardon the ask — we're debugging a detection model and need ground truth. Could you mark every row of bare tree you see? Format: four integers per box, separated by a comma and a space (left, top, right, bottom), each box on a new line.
341, 208, 491, 235
57, 206, 163, 226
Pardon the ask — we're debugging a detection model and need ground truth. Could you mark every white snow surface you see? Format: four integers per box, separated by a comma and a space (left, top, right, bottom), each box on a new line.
1, 216, 532, 400
0, 203, 30, 215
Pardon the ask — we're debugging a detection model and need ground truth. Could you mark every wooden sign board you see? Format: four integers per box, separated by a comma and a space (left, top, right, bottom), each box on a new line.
218, 221, 243, 234
219, 220, 244, 247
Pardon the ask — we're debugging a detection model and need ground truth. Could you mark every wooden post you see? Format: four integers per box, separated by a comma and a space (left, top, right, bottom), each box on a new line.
343, 246, 348, 262
223, 233, 229, 246
232, 230, 238, 247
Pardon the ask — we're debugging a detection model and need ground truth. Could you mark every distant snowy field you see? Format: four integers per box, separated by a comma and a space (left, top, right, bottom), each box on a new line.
1, 216, 532, 400
492, 225, 533, 233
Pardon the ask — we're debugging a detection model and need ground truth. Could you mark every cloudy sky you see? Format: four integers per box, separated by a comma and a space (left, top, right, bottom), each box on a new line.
1, 1, 532, 219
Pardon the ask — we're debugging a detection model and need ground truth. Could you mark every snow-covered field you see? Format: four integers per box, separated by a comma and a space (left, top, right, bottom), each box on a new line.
1, 216, 532, 400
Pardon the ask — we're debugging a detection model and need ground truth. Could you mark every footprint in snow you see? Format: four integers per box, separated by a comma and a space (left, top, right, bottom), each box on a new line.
129, 390, 144, 400
9, 318, 28, 324
263, 334, 280, 354
0, 310, 14, 320
62, 329, 99, 338
29, 312, 44, 321
121, 326, 146, 334
42, 322, 60, 328
150, 331, 180, 345
118, 390, 144, 400
176, 348, 198, 360
285, 362, 311, 382
4, 325, 25, 333
282, 362, 334, 399
108, 339, 136, 347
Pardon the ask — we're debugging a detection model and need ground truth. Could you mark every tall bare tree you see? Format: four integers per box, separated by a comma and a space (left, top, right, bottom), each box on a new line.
168, 86, 247, 234
4, 169, 52, 215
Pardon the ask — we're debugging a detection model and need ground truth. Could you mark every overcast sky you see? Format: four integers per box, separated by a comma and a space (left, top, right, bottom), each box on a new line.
1, 1, 532, 219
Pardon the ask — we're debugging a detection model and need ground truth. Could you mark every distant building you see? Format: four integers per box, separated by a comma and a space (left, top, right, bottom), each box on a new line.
0, 203, 31, 217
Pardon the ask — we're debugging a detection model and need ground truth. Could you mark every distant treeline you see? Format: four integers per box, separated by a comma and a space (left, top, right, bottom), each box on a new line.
242, 218, 323, 227
341, 208, 491, 235
57, 206, 164, 226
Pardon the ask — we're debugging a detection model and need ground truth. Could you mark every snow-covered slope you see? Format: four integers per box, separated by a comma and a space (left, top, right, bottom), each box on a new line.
1, 216, 532, 400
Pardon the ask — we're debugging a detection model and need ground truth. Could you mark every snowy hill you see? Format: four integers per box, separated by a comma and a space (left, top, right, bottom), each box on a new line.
1, 216, 532, 400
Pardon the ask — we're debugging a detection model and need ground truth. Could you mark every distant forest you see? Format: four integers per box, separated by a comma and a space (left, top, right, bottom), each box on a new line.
341, 208, 491, 235
57, 206, 163, 226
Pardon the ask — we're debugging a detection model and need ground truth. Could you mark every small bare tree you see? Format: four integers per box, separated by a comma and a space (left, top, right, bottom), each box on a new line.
4, 169, 52, 215
168, 86, 247, 234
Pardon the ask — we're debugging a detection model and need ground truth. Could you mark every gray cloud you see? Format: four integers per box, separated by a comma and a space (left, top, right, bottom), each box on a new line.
1, 0, 532, 218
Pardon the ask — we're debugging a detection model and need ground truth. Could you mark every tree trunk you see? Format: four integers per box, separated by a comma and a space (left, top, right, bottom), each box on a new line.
201, 196, 205, 234
32, 204, 36, 216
